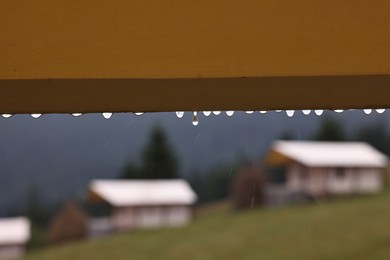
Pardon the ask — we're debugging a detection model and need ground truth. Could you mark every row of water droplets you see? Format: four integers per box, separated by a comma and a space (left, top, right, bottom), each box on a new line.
1, 113, 43, 119
0, 112, 144, 119
176, 109, 387, 126
0, 109, 386, 125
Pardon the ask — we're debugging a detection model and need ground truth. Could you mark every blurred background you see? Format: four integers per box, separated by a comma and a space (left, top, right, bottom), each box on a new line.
1, 110, 390, 259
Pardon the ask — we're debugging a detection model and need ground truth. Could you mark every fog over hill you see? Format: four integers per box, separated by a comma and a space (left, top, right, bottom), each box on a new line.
0, 110, 389, 214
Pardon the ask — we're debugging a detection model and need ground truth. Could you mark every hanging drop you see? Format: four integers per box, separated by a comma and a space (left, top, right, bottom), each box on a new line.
192, 112, 199, 126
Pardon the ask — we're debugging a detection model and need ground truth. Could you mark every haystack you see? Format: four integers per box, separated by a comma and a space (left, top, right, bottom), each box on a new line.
231, 164, 267, 210
48, 202, 88, 245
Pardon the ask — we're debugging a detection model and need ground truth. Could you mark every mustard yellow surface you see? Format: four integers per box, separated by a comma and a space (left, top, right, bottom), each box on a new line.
0, 0, 389, 113
1, 0, 389, 79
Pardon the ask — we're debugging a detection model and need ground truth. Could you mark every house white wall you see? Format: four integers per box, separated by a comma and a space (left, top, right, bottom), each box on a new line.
287, 163, 383, 197
0, 245, 25, 259
88, 217, 115, 239
287, 164, 302, 190
112, 206, 192, 231
356, 170, 383, 192
325, 168, 382, 195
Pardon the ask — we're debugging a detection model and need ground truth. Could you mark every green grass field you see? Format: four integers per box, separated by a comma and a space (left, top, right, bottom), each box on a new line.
27, 191, 390, 260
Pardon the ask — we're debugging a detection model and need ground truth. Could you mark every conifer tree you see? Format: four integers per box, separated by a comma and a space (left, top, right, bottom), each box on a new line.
122, 125, 178, 179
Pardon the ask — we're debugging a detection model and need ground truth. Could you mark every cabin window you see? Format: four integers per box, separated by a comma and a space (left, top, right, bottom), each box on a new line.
336, 168, 345, 178
266, 166, 287, 184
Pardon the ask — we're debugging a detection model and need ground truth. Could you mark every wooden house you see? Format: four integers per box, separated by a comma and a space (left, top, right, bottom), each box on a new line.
266, 141, 388, 198
89, 180, 197, 231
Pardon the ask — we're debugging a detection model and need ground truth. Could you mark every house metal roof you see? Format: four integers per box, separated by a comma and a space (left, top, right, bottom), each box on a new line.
90, 179, 197, 206
268, 141, 388, 168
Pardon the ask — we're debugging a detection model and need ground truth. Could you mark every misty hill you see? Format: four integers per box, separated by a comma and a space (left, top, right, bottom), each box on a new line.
0, 110, 389, 213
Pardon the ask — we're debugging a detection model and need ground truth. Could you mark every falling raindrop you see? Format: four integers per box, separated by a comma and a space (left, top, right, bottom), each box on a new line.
176, 112, 184, 118
245, 111, 254, 114
314, 110, 324, 116
334, 109, 344, 113
213, 111, 221, 115
72, 113, 82, 117
134, 112, 144, 116
226, 111, 234, 116
376, 109, 386, 114
203, 111, 211, 117
302, 110, 311, 115
363, 109, 372, 115
259, 111, 267, 114
192, 112, 199, 126
1, 114, 12, 118
31, 114, 42, 119
102, 112, 112, 119
286, 110, 295, 117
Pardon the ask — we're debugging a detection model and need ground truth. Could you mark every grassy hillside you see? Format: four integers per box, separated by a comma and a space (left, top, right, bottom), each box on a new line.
27, 192, 390, 260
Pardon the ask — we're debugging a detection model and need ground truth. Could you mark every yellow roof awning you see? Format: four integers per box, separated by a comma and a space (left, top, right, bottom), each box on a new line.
0, 0, 389, 113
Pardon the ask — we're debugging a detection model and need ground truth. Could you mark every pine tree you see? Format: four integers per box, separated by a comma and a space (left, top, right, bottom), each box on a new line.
354, 122, 390, 155
312, 117, 346, 141
122, 125, 178, 179
140, 125, 178, 179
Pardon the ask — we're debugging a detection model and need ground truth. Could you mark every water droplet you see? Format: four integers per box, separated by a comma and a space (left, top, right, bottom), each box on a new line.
363, 109, 372, 115
376, 109, 386, 114
334, 109, 344, 113
226, 111, 234, 116
134, 112, 144, 116
72, 113, 82, 117
302, 110, 311, 115
245, 111, 254, 114
1, 114, 12, 118
203, 111, 211, 117
192, 112, 199, 126
102, 112, 112, 119
314, 110, 324, 116
176, 112, 184, 118
31, 114, 42, 118
259, 111, 267, 114
275, 110, 282, 112
286, 110, 295, 117
212, 111, 221, 115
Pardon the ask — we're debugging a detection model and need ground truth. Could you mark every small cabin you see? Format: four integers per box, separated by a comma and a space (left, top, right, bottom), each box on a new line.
266, 141, 388, 198
89, 180, 197, 232
0, 217, 30, 259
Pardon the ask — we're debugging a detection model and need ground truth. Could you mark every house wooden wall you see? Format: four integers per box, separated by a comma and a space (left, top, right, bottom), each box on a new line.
286, 163, 383, 197
112, 205, 192, 231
